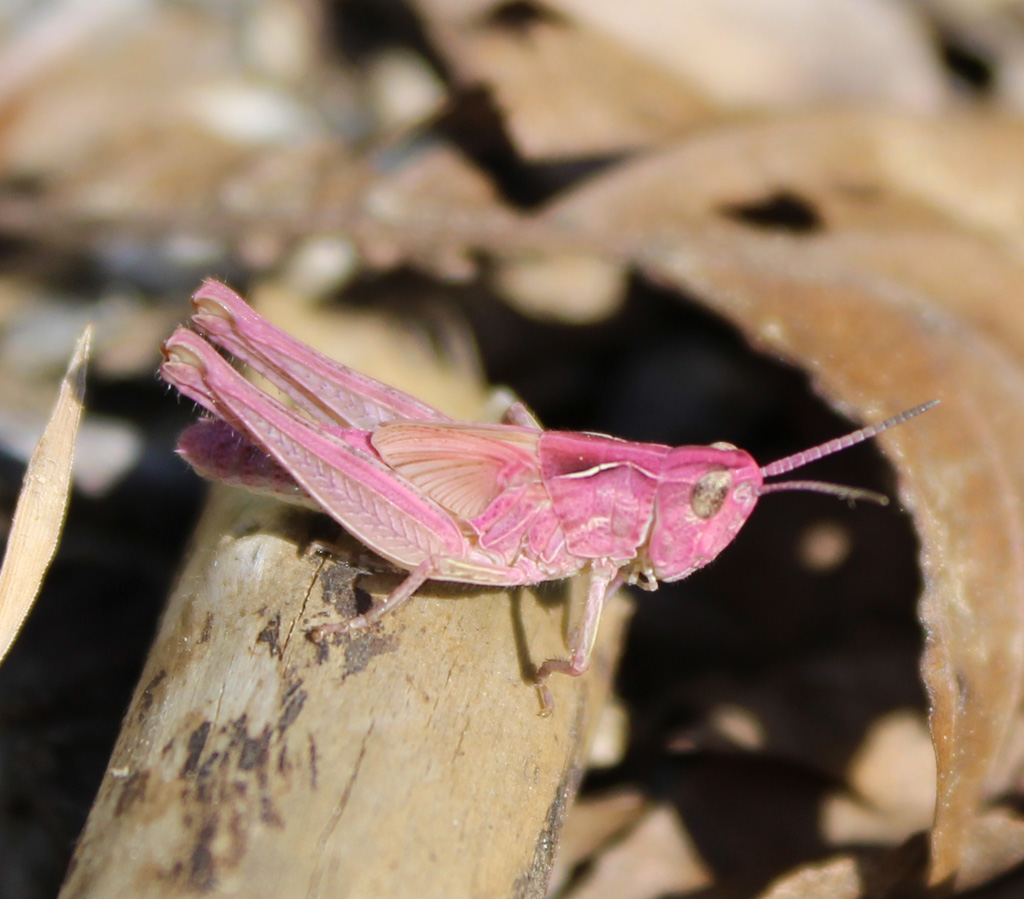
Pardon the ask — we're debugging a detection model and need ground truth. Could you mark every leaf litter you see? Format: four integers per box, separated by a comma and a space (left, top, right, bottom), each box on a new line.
2, 0, 1024, 896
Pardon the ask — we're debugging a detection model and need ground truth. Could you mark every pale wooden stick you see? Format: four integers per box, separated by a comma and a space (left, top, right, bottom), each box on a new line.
59, 487, 629, 898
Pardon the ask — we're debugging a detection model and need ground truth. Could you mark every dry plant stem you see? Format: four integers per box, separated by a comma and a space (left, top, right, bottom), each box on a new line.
59, 488, 628, 899
0, 325, 91, 665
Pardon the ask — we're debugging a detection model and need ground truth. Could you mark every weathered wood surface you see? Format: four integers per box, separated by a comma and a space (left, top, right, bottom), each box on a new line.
59, 485, 629, 898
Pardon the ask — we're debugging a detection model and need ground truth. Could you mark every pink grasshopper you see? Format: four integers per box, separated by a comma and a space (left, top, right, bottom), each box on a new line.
160, 280, 936, 712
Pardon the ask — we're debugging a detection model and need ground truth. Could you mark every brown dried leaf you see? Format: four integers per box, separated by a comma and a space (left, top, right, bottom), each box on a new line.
0, 6, 251, 180
548, 788, 648, 894
357, 142, 518, 278
647, 239, 1024, 889
362, 48, 448, 132
494, 254, 627, 323
414, 0, 944, 113
920, 3, 1024, 112
776, 230, 1024, 366
820, 710, 936, 845
755, 841, 928, 899
956, 809, 1024, 891
545, 0, 947, 110
522, 112, 1024, 887
540, 111, 1024, 252
563, 804, 713, 899
434, 9, 707, 158
756, 856, 865, 899
0, 3, 370, 256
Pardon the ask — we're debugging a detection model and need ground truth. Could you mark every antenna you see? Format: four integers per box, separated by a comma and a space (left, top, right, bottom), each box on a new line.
756, 480, 889, 505
759, 400, 939, 480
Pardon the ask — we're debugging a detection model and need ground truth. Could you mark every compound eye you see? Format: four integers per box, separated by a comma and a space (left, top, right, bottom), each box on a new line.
692, 469, 732, 519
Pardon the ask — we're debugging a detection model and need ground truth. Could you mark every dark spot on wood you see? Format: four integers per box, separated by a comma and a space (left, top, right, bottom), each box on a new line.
278, 681, 307, 733
320, 562, 366, 616
260, 794, 283, 827
308, 735, 319, 791
227, 809, 246, 859
232, 718, 272, 772
199, 612, 214, 643
314, 639, 330, 664
353, 585, 373, 616
114, 769, 150, 817
181, 721, 212, 778
188, 817, 218, 892
257, 613, 282, 658
139, 669, 168, 713
220, 716, 284, 827
719, 190, 822, 233
195, 757, 217, 803
343, 631, 398, 677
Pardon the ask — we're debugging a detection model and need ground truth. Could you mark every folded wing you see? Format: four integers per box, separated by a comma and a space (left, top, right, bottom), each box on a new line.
372, 423, 543, 519
161, 329, 470, 568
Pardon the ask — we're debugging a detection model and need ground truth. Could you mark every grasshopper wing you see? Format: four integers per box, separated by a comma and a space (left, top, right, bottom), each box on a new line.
188, 280, 451, 430
162, 329, 470, 568
372, 422, 543, 519
177, 418, 324, 510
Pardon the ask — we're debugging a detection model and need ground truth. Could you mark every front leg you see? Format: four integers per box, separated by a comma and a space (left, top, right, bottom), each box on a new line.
534, 564, 623, 716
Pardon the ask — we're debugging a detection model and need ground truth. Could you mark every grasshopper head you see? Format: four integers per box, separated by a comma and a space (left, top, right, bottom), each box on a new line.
648, 444, 763, 583
647, 400, 938, 584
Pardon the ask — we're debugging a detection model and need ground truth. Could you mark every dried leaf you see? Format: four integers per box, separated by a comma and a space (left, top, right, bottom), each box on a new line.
820, 710, 935, 845
493, 254, 626, 323
543, 0, 946, 110
755, 841, 927, 899
548, 788, 647, 894
413, 0, 944, 113
543, 111, 1024, 246
641, 237, 1024, 888
363, 48, 449, 132
0, 325, 91, 665
0, 6, 249, 180
956, 809, 1024, 891
564, 804, 712, 899
435, 9, 707, 158
527, 112, 1024, 886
